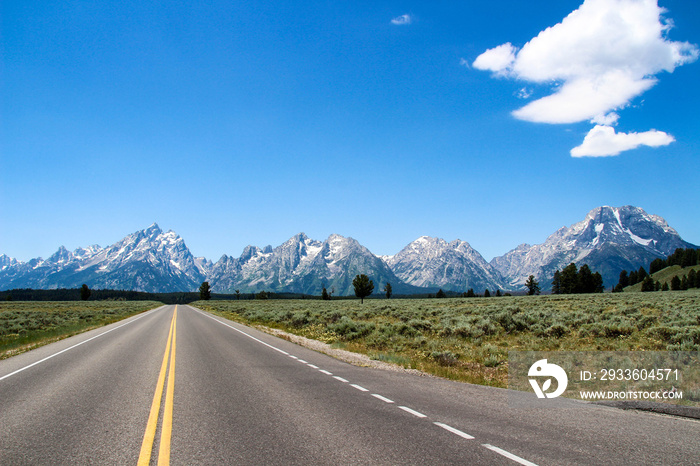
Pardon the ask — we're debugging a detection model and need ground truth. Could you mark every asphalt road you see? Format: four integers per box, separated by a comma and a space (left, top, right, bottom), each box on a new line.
1, 304, 698, 465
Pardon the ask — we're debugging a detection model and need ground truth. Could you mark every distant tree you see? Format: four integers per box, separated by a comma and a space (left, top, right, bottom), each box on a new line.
655, 280, 661, 291
352, 274, 374, 303
330, 286, 336, 299
628, 270, 639, 286
551, 270, 562, 294
671, 275, 681, 291
436, 289, 446, 298
649, 258, 666, 275
466, 288, 476, 298
560, 263, 579, 294
591, 272, 604, 293
688, 269, 698, 289
525, 275, 540, 296
496, 289, 502, 297
484, 289, 491, 298
383, 282, 393, 299
637, 266, 648, 282
641, 276, 655, 292
681, 275, 689, 290
80, 284, 91, 301
235, 289, 241, 300
199, 282, 211, 300
321, 287, 330, 300
618, 270, 629, 289
682, 249, 697, 267
662, 282, 669, 291
255, 290, 269, 300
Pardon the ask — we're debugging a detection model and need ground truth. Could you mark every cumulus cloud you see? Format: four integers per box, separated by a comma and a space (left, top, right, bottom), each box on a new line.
472, 0, 698, 156
391, 14, 412, 26
570, 125, 674, 157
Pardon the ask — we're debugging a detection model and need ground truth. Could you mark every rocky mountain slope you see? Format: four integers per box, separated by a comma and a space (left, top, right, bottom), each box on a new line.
491, 206, 696, 290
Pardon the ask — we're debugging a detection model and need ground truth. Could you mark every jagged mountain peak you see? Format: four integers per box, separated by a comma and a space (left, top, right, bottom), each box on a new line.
491, 205, 696, 290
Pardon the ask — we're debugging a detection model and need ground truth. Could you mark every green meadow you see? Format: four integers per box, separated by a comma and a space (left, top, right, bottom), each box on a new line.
0, 301, 160, 359
195, 290, 700, 388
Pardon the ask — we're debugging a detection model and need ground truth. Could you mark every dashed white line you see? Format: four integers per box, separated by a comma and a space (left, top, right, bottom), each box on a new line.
319, 370, 333, 375
482, 444, 539, 466
297, 359, 308, 364
333, 376, 349, 383
289, 355, 298, 359
307, 364, 319, 369
371, 394, 395, 404
398, 406, 427, 418
434, 422, 474, 440
350, 384, 369, 392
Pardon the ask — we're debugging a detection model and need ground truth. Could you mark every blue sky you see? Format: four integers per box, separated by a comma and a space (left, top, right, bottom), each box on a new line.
2, 0, 699, 262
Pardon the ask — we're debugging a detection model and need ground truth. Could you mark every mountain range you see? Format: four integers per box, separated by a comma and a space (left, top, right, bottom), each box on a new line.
1, 206, 695, 295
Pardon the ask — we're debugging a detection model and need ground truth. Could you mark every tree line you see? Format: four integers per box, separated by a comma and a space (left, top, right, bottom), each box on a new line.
551, 264, 604, 294
614, 248, 700, 292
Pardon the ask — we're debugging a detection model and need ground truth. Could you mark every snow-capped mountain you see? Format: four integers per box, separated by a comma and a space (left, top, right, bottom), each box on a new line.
386, 236, 507, 292
208, 233, 421, 295
0, 224, 207, 292
1, 206, 695, 295
491, 206, 697, 290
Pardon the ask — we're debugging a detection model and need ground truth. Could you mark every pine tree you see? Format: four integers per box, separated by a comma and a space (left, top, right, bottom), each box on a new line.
641, 276, 655, 292
199, 281, 211, 300
466, 288, 475, 298
618, 270, 629, 288
352, 274, 374, 303
525, 275, 540, 295
662, 282, 669, 291
436, 289, 446, 298
484, 289, 491, 298
321, 287, 330, 300
649, 258, 666, 274
687, 269, 697, 289
577, 264, 594, 293
671, 275, 681, 291
551, 270, 562, 294
383, 283, 393, 299
80, 284, 91, 301
560, 263, 578, 294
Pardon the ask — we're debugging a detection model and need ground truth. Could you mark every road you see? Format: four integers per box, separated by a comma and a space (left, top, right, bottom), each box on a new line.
0, 304, 698, 465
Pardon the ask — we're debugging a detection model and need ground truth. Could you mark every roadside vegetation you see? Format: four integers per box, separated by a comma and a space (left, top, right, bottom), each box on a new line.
0, 301, 160, 359
194, 290, 700, 389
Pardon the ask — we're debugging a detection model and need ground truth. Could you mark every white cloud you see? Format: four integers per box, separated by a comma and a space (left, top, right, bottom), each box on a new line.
570, 125, 674, 157
591, 112, 620, 126
391, 14, 412, 26
472, 0, 697, 156
516, 88, 532, 99
459, 58, 470, 68
472, 43, 516, 76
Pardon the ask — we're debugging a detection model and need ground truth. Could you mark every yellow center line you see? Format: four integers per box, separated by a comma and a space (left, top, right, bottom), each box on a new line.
138, 306, 177, 466
158, 306, 176, 465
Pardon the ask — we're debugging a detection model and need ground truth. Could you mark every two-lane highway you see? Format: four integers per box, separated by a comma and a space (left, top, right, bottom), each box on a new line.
1, 305, 698, 465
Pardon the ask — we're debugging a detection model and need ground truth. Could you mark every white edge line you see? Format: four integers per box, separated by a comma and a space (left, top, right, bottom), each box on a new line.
333, 376, 349, 383
398, 406, 427, 418
319, 370, 333, 375
350, 384, 369, 392
0, 305, 163, 382
297, 359, 308, 364
482, 444, 539, 466
193, 308, 289, 355
434, 422, 474, 440
307, 364, 319, 369
289, 355, 298, 359
371, 393, 394, 403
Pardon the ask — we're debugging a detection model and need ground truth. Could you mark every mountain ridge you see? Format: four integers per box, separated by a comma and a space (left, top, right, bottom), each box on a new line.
1, 206, 696, 294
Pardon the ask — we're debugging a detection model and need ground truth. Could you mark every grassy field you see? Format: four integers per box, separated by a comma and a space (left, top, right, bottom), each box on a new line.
194, 290, 700, 390
625, 265, 700, 292
0, 301, 161, 359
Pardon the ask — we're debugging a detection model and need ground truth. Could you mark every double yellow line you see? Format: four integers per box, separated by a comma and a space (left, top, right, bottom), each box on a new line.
138, 306, 177, 465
